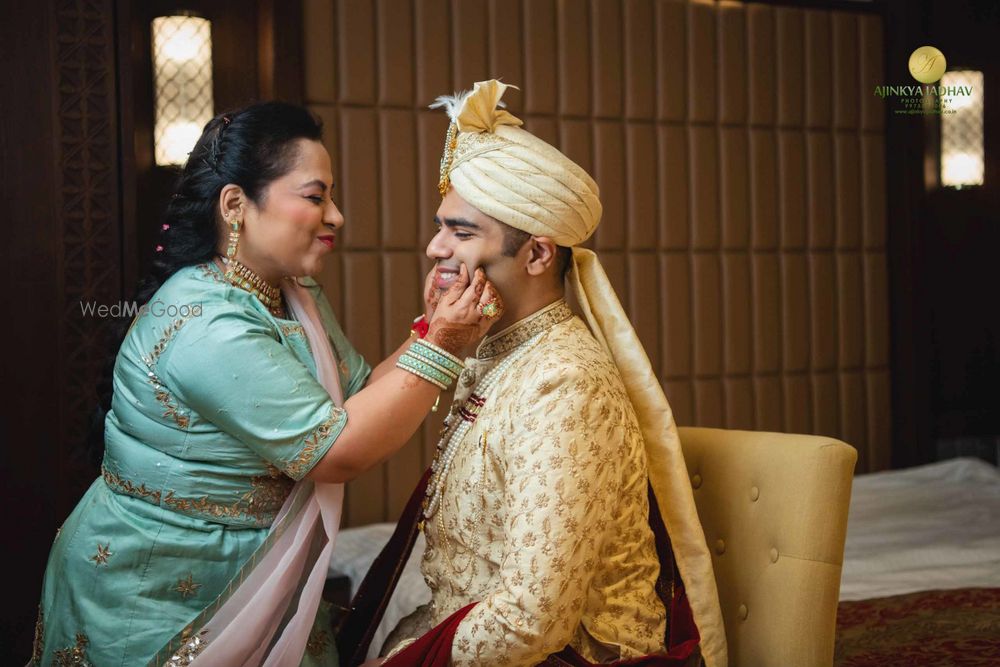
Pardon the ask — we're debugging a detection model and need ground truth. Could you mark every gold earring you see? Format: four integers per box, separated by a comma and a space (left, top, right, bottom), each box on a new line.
226, 216, 242, 260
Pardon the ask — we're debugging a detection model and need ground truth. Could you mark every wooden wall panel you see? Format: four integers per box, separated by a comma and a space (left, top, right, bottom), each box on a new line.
659, 126, 689, 249
593, 121, 626, 249
452, 0, 489, 87
661, 253, 692, 380
627, 124, 658, 249
377, 0, 414, 105
559, 0, 591, 116
379, 110, 419, 248
336, 0, 376, 104
656, 0, 686, 122
301, 0, 890, 525
591, 0, 623, 118
523, 0, 557, 114
624, 0, 655, 119
415, 0, 451, 106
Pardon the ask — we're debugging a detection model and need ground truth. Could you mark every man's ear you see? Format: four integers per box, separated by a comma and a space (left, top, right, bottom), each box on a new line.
525, 236, 558, 277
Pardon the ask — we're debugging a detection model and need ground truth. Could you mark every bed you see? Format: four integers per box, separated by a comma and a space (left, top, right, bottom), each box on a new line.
833, 457, 1000, 666
328, 456, 1000, 665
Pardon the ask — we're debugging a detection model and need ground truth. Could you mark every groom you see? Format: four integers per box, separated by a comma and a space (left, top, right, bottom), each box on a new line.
343, 80, 726, 667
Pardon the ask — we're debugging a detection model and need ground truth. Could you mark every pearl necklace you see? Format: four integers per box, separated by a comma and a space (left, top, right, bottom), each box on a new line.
421, 332, 542, 522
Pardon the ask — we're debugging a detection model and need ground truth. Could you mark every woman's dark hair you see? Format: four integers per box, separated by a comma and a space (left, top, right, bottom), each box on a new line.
84, 101, 324, 466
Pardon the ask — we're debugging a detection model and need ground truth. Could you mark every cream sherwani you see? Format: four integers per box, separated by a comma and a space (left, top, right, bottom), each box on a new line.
385, 300, 667, 666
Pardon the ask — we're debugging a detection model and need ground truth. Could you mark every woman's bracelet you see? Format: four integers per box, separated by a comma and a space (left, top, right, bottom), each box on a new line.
408, 338, 464, 375
395, 338, 465, 390
396, 360, 449, 390
397, 355, 454, 389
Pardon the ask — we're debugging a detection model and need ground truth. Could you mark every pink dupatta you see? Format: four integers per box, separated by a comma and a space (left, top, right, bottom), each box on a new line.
154, 279, 346, 666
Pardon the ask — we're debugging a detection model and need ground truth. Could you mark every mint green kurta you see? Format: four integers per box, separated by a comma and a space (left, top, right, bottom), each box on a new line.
33, 262, 369, 666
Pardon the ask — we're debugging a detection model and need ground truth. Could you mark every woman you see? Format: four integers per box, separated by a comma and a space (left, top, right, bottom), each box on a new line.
31, 102, 501, 666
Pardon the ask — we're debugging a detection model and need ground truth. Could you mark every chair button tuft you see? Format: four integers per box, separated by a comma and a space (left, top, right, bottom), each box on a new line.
738, 604, 748, 620
770, 547, 779, 563
692, 474, 702, 489
714, 539, 725, 555
750, 486, 760, 501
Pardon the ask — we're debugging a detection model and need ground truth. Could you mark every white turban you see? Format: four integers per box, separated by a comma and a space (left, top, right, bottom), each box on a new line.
432, 81, 728, 667
433, 80, 601, 247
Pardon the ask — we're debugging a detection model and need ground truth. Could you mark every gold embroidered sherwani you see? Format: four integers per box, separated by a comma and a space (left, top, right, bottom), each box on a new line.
385, 301, 667, 666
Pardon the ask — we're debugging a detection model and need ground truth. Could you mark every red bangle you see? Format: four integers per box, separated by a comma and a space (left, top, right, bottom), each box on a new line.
411, 314, 429, 339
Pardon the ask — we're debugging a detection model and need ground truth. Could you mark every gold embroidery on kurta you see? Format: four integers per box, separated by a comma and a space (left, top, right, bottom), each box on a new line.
90, 543, 112, 566
101, 466, 162, 503
279, 322, 305, 337
31, 605, 43, 665
53, 632, 89, 666
174, 573, 202, 599
196, 262, 226, 284
306, 628, 330, 657
280, 405, 345, 479
161, 483, 287, 525
162, 626, 208, 666
242, 464, 295, 517
101, 465, 293, 525
141, 318, 191, 429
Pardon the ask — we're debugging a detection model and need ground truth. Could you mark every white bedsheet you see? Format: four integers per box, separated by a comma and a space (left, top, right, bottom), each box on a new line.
329, 524, 429, 658
839, 456, 1000, 601
330, 456, 1000, 655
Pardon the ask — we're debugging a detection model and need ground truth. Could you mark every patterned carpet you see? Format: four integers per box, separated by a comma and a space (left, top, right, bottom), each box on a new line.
835, 588, 1000, 666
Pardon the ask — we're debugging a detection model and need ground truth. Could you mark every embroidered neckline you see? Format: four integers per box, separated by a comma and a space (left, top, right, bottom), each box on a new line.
476, 299, 572, 359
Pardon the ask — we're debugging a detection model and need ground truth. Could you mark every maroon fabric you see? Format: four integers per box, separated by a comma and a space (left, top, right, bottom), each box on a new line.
666, 584, 700, 664
541, 646, 701, 667
646, 484, 701, 661
834, 587, 1000, 667
335, 469, 432, 666
382, 604, 478, 667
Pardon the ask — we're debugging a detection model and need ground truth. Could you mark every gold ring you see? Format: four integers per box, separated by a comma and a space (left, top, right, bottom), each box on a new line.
478, 298, 502, 319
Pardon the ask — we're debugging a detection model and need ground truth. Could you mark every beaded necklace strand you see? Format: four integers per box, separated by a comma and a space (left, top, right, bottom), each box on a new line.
421, 332, 542, 523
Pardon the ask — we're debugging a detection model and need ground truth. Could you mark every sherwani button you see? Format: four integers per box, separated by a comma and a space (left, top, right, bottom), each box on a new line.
770, 548, 779, 563
715, 539, 725, 555
738, 604, 748, 620
692, 474, 703, 489
750, 486, 760, 501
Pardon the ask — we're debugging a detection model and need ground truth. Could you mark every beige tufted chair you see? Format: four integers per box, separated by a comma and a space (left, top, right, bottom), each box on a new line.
678, 427, 857, 667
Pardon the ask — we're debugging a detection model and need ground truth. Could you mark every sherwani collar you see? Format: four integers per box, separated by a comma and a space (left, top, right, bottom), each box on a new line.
475, 299, 573, 360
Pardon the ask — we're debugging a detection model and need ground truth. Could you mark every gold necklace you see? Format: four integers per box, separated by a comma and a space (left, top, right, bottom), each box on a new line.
218, 256, 285, 317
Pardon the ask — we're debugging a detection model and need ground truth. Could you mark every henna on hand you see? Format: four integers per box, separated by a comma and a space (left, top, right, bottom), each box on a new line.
423, 266, 441, 320
426, 320, 481, 357
426, 284, 443, 319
